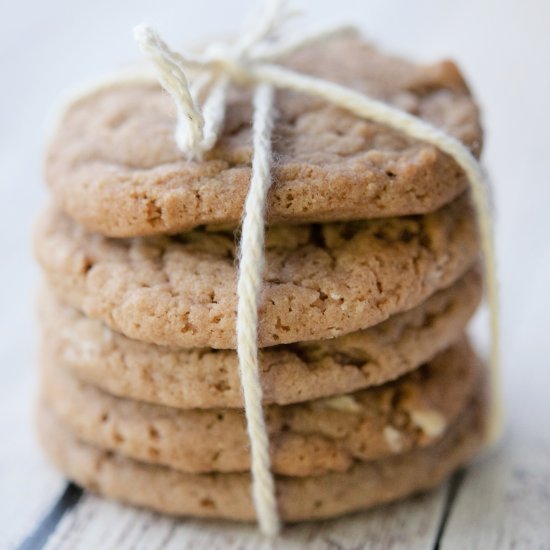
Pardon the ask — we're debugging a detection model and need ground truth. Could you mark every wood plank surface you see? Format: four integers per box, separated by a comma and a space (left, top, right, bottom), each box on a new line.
43, 485, 450, 550
441, 434, 550, 549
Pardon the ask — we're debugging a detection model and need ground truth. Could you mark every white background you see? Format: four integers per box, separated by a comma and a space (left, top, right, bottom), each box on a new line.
1, 0, 549, 547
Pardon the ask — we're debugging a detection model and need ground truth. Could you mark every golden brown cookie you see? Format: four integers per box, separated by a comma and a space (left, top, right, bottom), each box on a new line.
45, 36, 482, 238
40, 339, 480, 476
34, 194, 479, 349
37, 385, 485, 522
40, 268, 481, 408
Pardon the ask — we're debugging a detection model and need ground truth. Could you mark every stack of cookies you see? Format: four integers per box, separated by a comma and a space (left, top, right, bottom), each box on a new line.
35, 37, 488, 523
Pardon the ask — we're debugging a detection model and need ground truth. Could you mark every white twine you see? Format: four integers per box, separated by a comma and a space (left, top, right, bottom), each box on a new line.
236, 83, 279, 536
134, 0, 501, 536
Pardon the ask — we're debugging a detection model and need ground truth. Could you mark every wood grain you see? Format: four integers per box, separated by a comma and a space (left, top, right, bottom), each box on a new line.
44, 487, 449, 550
440, 433, 550, 549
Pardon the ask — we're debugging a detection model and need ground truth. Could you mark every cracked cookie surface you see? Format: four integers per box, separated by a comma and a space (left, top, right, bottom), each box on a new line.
45, 36, 482, 237
40, 268, 481, 408
34, 194, 479, 348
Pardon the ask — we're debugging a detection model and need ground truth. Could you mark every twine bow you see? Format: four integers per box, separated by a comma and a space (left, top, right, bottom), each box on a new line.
134, 0, 501, 537
134, 1, 356, 159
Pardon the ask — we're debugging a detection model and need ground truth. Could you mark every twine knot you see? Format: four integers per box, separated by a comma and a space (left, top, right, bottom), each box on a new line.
134, 0, 356, 159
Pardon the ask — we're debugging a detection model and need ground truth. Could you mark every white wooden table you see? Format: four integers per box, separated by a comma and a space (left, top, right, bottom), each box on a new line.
1, 0, 549, 548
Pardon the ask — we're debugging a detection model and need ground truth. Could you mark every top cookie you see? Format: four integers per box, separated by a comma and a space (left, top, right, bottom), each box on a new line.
45, 36, 482, 237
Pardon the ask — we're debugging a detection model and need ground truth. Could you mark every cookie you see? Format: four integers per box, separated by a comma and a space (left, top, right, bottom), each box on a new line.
34, 194, 479, 349
37, 385, 485, 522
40, 268, 481, 408
40, 338, 480, 476
45, 36, 482, 238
